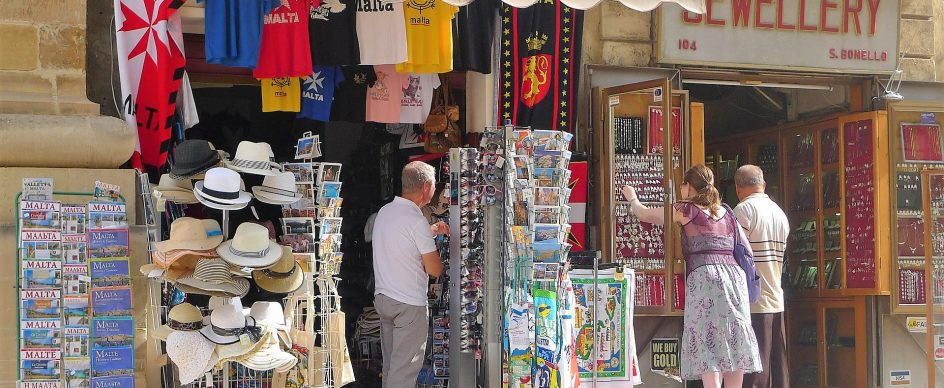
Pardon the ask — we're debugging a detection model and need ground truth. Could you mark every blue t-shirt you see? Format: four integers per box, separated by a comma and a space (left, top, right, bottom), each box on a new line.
201, 0, 279, 68
299, 66, 344, 122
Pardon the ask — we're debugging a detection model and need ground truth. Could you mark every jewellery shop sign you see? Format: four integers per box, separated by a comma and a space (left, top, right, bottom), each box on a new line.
657, 0, 899, 74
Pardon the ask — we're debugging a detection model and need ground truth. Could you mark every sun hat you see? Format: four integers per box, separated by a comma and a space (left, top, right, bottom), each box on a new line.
200, 303, 256, 345
176, 258, 251, 297
152, 249, 217, 271
204, 296, 244, 325
217, 223, 282, 268
166, 330, 216, 385
251, 172, 302, 205
170, 140, 222, 179
155, 218, 224, 253
252, 246, 304, 294
233, 331, 298, 373
226, 141, 279, 176
247, 301, 292, 347
153, 302, 204, 341
194, 167, 253, 209
153, 174, 199, 204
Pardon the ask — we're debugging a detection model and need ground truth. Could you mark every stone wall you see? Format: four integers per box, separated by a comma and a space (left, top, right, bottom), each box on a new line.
899, 0, 941, 81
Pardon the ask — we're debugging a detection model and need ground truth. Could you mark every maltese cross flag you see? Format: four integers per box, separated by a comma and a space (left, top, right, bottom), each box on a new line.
114, 0, 187, 172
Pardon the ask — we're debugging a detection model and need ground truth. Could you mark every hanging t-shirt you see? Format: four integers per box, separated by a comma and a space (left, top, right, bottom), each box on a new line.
365, 65, 404, 124
453, 0, 498, 74
396, 0, 459, 73
399, 73, 440, 124
201, 0, 280, 68
261, 77, 302, 112
355, 0, 408, 65
299, 67, 345, 121
309, 0, 360, 66
254, 0, 317, 78
330, 66, 377, 122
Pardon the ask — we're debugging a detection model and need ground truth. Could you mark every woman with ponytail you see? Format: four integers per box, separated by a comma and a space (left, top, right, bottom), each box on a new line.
622, 164, 761, 388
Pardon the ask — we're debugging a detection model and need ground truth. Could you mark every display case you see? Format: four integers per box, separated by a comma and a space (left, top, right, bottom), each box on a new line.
708, 129, 783, 208
787, 297, 868, 388
923, 169, 944, 386
593, 79, 704, 315
889, 102, 944, 314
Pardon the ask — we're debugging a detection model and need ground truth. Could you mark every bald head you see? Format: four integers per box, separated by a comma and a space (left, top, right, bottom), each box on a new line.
735, 165, 765, 201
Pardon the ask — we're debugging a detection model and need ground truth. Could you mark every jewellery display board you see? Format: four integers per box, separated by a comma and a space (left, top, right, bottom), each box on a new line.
923, 169, 944, 387
888, 102, 944, 314
593, 79, 701, 316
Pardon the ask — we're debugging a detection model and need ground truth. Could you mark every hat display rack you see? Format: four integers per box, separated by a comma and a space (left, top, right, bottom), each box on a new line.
144, 135, 354, 388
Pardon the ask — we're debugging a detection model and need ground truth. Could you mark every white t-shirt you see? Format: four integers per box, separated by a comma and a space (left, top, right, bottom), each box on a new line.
372, 196, 437, 306
734, 193, 789, 314
355, 0, 408, 65
399, 73, 441, 124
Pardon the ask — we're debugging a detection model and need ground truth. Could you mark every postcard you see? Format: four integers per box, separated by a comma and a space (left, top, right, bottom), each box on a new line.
22, 260, 62, 289
534, 187, 561, 207
21, 289, 62, 320
281, 217, 315, 235
532, 242, 562, 263
512, 201, 530, 226
295, 135, 319, 160
534, 152, 564, 169
64, 357, 91, 388
533, 168, 562, 187
21, 359, 61, 381
62, 236, 88, 265
88, 230, 129, 259
64, 333, 90, 358
23, 178, 54, 202
319, 217, 343, 236
22, 328, 61, 349
62, 206, 87, 235
64, 296, 90, 327
318, 163, 342, 185
21, 240, 62, 261
63, 266, 90, 296
284, 162, 315, 184
88, 202, 128, 230
20, 201, 62, 231
90, 259, 131, 289
91, 347, 134, 378
91, 288, 132, 318
92, 318, 133, 349
91, 375, 134, 388
534, 206, 561, 224
533, 224, 562, 243
282, 207, 316, 219
280, 233, 316, 253
320, 182, 342, 199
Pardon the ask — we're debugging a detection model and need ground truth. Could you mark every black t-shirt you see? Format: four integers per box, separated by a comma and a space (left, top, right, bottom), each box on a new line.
452, 0, 498, 74
309, 0, 361, 66
330, 65, 377, 123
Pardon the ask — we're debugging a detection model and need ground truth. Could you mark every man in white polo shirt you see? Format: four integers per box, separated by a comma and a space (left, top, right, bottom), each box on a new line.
734, 165, 790, 388
372, 161, 448, 388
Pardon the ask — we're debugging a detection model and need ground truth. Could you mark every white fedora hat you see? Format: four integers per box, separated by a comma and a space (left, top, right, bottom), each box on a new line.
176, 258, 251, 297
217, 223, 282, 268
166, 330, 215, 385
226, 141, 279, 176
251, 172, 302, 205
247, 301, 292, 347
194, 167, 252, 209
200, 303, 251, 345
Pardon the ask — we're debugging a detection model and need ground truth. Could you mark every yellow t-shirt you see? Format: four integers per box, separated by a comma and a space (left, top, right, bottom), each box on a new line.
261, 77, 301, 112
396, 0, 459, 74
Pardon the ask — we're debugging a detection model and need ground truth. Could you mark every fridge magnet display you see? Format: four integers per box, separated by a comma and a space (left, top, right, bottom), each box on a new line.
88, 230, 130, 259
23, 178, 54, 202
91, 318, 133, 349
21, 289, 62, 320
63, 296, 90, 327
22, 260, 62, 289
318, 163, 342, 184
90, 259, 131, 288
20, 201, 62, 231
284, 163, 315, 184
90, 347, 134, 377
91, 288, 132, 317
901, 123, 944, 163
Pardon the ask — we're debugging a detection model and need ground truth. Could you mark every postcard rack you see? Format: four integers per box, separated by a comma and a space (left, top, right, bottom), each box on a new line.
16, 190, 131, 388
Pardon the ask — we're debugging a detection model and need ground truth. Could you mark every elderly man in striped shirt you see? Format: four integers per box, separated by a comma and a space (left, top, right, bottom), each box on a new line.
734, 165, 790, 388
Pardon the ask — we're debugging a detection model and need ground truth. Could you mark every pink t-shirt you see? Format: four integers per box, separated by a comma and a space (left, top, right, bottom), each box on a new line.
365, 65, 403, 123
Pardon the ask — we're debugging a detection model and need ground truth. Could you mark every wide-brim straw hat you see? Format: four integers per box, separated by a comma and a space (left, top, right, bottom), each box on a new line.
153, 174, 199, 204
234, 331, 298, 373
176, 258, 251, 297
152, 302, 204, 341
155, 218, 225, 253
252, 247, 304, 294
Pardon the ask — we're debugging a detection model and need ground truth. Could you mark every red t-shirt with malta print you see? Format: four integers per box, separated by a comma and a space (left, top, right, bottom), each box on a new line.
253, 0, 317, 78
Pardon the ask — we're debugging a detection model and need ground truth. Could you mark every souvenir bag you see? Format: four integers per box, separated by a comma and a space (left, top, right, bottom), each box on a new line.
424, 76, 462, 153
722, 204, 761, 303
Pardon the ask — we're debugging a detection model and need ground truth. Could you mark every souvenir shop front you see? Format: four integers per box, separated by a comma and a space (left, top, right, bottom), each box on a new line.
588, 2, 944, 386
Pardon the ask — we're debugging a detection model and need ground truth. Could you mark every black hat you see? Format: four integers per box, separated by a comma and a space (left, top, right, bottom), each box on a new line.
170, 140, 221, 179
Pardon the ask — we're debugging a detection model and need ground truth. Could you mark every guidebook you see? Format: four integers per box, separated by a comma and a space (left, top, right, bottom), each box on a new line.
88, 230, 129, 259
91, 288, 132, 318
90, 259, 131, 289
91, 318, 133, 349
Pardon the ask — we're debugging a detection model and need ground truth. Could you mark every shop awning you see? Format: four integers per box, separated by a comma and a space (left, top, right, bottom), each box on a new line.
444, 0, 705, 12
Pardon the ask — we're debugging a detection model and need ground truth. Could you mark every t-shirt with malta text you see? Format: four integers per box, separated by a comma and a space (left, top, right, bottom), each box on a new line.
356, 0, 408, 65
396, 0, 458, 73
308, 0, 360, 66
399, 73, 441, 124
365, 65, 404, 123
372, 196, 437, 306
299, 66, 344, 121
261, 77, 301, 112
330, 66, 377, 122
254, 0, 317, 78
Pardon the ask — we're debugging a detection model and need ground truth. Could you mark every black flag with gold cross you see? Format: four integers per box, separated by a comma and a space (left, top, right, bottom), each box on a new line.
497, 2, 583, 132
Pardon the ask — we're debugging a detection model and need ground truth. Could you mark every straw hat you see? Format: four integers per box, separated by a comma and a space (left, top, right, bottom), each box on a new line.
233, 331, 298, 373
252, 247, 304, 294
176, 258, 250, 297
200, 304, 252, 345
217, 223, 282, 268
226, 141, 279, 176
155, 218, 224, 253
166, 330, 216, 385
153, 303, 204, 341
153, 174, 199, 204
204, 296, 244, 326
252, 172, 302, 205
194, 167, 252, 210
247, 301, 292, 348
